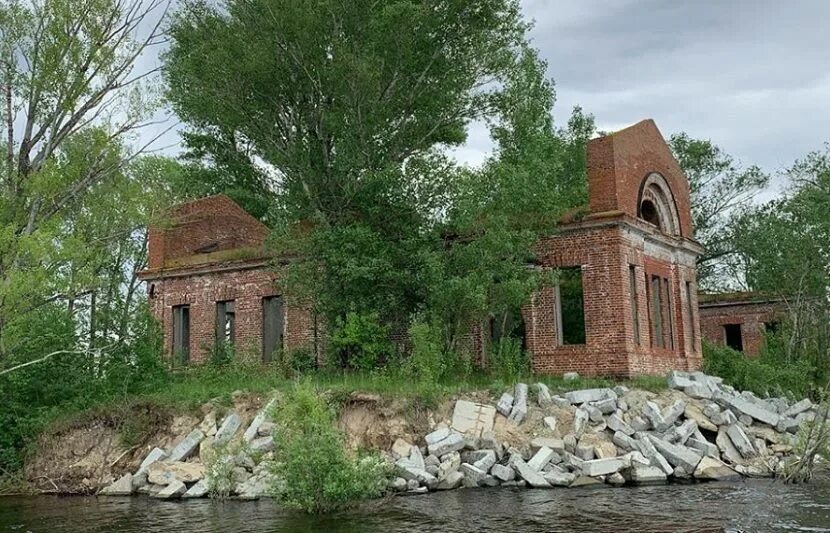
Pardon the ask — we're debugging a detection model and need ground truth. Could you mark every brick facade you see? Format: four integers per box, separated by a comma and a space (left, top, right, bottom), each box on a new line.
520, 119, 704, 378
699, 293, 785, 357
139, 119, 704, 378
138, 195, 318, 364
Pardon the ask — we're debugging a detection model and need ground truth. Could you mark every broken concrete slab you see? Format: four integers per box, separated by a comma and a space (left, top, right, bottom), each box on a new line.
528, 446, 556, 471
624, 464, 667, 484
167, 430, 204, 463
665, 419, 697, 445
436, 471, 464, 490
544, 471, 576, 487
425, 428, 452, 446
213, 411, 243, 447
512, 458, 550, 488
491, 464, 515, 482
684, 404, 717, 432
459, 463, 487, 487
694, 456, 741, 481
687, 437, 719, 458
534, 383, 553, 408
496, 393, 514, 417
243, 399, 276, 442
530, 437, 565, 454
573, 408, 589, 437
451, 400, 496, 438
607, 413, 635, 436
148, 461, 206, 485
726, 424, 756, 459
662, 400, 687, 428
100, 473, 133, 496
152, 480, 187, 500
508, 384, 529, 425
137, 447, 168, 475
182, 479, 209, 499
716, 427, 744, 465
713, 389, 781, 426
564, 388, 617, 405
782, 398, 813, 419
667, 370, 695, 389
647, 435, 702, 472
642, 401, 667, 431
581, 457, 626, 477
427, 431, 465, 457
543, 416, 557, 432
612, 431, 638, 452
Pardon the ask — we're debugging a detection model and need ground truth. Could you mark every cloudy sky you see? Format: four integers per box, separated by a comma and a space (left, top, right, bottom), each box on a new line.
148, 0, 830, 186
524, 0, 830, 179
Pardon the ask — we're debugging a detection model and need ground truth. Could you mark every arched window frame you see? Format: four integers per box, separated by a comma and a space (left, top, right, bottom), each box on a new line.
637, 172, 681, 236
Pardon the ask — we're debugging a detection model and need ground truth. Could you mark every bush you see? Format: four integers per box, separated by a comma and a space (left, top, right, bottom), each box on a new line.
276, 347, 318, 378
703, 341, 813, 398
329, 311, 393, 371
269, 381, 388, 513
489, 337, 529, 382
403, 319, 446, 384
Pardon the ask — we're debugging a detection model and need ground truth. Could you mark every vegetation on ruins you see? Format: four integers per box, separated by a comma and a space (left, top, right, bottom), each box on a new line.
0, 0, 827, 493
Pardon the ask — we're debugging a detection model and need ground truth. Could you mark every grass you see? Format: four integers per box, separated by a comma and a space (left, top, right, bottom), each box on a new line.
126, 362, 669, 414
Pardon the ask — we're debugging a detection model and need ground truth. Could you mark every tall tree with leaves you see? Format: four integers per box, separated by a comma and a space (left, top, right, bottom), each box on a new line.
732, 146, 830, 383
0, 0, 169, 356
165, 0, 544, 329
669, 133, 769, 290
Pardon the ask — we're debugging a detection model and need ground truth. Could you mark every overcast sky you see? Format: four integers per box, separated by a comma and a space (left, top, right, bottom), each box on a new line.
150, 0, 830, 187
461, 0, 830, 187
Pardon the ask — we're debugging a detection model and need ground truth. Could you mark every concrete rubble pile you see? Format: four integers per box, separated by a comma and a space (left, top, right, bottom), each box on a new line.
386, 372, 820, 494
100, 399, 279, 500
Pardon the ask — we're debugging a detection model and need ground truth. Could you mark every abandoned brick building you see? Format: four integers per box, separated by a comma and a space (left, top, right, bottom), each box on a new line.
137, 195, 319, 364
698, 292, 786, 356
139, 119, 705, 377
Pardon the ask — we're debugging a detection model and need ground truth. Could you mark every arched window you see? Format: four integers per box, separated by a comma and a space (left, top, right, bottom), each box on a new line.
638, 173, 680, 236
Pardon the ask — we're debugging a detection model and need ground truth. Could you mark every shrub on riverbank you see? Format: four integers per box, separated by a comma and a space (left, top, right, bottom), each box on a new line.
268, 381, 389, 513
703, 341, 813, 398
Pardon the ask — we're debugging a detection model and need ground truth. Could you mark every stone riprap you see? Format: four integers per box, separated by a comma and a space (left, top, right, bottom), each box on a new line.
380, 373, 816, 495
99, 371, 818, 501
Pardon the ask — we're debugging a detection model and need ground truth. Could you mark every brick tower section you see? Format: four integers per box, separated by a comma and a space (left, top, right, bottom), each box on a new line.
524, 120, 704, 378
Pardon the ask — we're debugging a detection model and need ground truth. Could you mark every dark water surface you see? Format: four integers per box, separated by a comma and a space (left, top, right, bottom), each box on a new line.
2, 479, 829, 533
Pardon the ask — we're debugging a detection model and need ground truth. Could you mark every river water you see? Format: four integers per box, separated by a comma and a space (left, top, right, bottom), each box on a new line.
1, 479, 829, 532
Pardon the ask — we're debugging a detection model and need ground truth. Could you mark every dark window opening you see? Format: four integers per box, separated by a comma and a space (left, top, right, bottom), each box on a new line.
629, 266, 640, 345
640, 199, 661, 229
557, 267, 586, 345
663, 278, 674, 350
490, 309, 526, 351
216, 300, 236, 345
172, 305, 190, 364
649, 275, 664, 348
724, 324, 743, 352
686, 281, 695, 353
764, 321, 780, 335
263, 296, 284, 362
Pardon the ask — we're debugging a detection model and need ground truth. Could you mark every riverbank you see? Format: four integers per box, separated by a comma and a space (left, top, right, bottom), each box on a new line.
17, 369, 824, 501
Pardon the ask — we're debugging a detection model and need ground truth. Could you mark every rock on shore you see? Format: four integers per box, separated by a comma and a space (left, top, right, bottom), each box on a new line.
384, 371, 819, 495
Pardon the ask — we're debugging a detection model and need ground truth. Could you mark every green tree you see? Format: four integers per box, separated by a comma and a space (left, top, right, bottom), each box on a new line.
166, 0, 588, 363
668, 133, 769, 290
0, 0, 169, 356
732, 145, 830, 385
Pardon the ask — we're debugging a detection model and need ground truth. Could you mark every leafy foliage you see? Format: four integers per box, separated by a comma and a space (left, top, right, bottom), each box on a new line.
269, 382, 388, 513
702, 341, 812, 399
669, 133, 769, 290
329, 312, 394, 370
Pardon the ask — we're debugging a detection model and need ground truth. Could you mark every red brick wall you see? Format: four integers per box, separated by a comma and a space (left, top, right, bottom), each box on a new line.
587, 119, 694, 239
699, 301, 782, 357
146, 265, 317, 363
148, 195, 269, 270
524, 219, 702, 378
